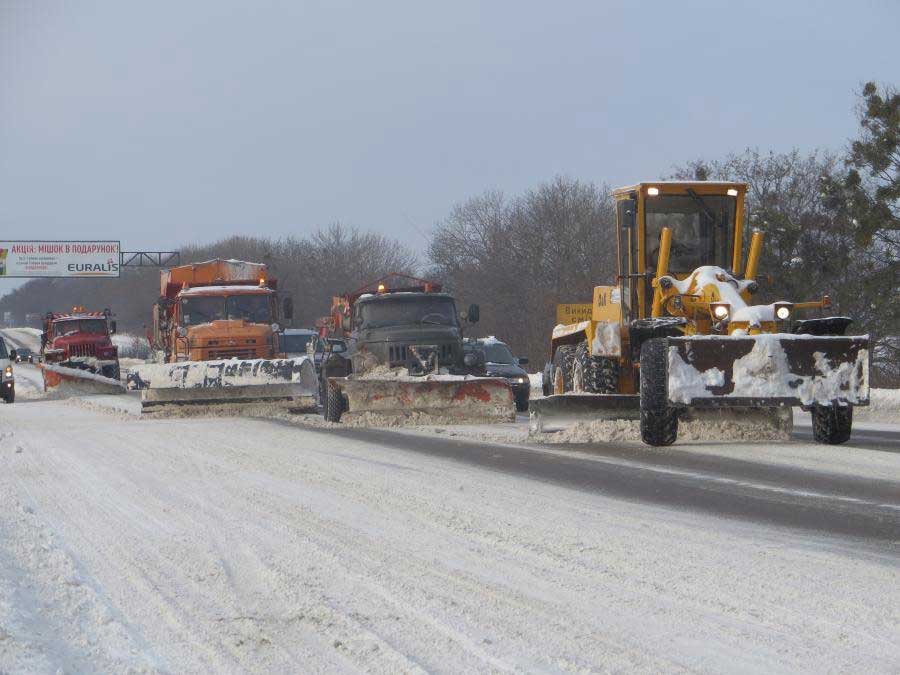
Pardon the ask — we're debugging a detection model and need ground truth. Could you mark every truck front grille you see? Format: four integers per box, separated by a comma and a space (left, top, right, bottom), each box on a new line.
388, 343, 454, 366
68, 343, 97, 357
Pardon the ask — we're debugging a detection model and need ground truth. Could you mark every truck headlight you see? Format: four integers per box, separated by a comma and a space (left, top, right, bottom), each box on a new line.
774, 303, 793, 320
711, 303, 730, 320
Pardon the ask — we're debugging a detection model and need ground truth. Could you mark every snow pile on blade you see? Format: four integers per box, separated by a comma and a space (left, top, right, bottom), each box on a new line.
668, 334, 869, 405
334, 374, 515, 424
131, 357, 317, 408
40, 363, 126, 395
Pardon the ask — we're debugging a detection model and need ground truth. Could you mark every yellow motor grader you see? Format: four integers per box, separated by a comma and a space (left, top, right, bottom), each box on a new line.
532, 181, 869, 445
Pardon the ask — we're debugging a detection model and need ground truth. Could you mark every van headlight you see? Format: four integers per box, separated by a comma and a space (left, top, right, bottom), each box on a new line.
4, 366, 12, 379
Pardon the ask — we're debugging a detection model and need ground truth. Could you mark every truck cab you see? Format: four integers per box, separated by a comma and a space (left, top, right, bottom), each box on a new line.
42, 309, 120, 380
153, 259, 293, 363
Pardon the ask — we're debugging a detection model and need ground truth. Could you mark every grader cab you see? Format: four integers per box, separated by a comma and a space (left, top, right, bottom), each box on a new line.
533, 181, 869, 445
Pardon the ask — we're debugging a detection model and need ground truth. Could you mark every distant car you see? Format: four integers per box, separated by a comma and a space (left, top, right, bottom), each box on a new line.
14, 347, 34, 363
464, 337, 531, 412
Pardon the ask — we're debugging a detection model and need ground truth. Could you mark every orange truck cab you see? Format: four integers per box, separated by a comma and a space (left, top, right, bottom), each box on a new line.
152, 259, 294, 363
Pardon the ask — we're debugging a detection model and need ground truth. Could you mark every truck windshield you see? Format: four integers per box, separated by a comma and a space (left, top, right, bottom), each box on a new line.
53, 319, 107, 335
357, 296, 458, 329
645, 194, 735, 274
225, 295, 272, 323
181, 294, 273, 325
181, 297, 225, 325
482, 342, 515, 364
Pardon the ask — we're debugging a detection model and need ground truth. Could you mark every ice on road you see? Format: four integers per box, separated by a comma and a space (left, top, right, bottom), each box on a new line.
1, 398, 898, 673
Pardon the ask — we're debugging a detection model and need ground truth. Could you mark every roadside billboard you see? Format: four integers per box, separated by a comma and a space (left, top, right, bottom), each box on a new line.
0, 241, 120, 278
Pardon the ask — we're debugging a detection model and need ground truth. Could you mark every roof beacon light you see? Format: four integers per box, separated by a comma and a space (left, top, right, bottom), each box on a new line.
258, 277, 266, 286
647, 187, 660, 196
377, 283, 386, 293
727, 188, 739, 197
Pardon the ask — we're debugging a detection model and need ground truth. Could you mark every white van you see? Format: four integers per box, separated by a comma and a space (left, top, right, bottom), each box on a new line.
0, 339, 15, 403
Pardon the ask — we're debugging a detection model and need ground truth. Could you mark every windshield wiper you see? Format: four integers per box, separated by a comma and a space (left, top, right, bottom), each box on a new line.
686, 188, 718, 225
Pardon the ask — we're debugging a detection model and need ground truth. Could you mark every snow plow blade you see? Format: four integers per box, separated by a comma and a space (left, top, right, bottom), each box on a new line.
666, 334, 869, 407
332, 377, 515, 423
40, 363, 126, 395
529, 394, 639, 434
132, 357, 318, 409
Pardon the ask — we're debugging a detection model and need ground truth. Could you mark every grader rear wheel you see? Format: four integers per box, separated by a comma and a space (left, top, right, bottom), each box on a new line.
574, 342, 619, 394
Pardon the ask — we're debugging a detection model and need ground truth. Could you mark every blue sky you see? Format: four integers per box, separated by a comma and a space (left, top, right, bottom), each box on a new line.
1, 0, 897, 295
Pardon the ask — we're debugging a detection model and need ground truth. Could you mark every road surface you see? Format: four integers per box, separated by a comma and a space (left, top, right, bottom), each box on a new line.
1, 364, 898, 673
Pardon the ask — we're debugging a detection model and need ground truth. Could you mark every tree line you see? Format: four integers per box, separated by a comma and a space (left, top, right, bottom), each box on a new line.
2, 82, 897, 384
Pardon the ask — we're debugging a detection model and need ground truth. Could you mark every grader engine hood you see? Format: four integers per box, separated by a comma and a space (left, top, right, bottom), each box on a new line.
666, 334, 869, 407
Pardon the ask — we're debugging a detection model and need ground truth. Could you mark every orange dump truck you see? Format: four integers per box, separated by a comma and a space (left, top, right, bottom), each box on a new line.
133, 259, 316, 410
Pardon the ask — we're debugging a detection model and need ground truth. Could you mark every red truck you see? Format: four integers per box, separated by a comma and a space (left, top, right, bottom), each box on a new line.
41, 308, 121, 381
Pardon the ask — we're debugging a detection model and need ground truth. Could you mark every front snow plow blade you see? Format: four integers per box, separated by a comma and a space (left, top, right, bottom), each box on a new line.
529, 394, 639, 434
666, 334, 870, 407
40, 363, 126, 395
331, 377, 515, 423
132, 357, 317, 410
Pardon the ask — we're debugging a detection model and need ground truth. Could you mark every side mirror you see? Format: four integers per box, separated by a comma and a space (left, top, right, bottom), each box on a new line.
282, 297, 294, 320
9, 349, 17, 361
109, 320, 117, 334
467, 303, 480, 323
333, 342, 346, 353
518, 357, 529, 365
341, 315, 351, 332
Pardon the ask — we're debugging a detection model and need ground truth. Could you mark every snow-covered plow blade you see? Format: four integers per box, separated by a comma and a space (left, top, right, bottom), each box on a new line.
40, 363, 126, 395
667, 334, 870, 407
529, 394, 639, 434
132, 357, 318, 410
332, 376, 515, 423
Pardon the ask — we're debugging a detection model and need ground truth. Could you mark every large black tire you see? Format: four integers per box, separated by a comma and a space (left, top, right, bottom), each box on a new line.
3, 384, 14, 404
551, 345, 576, 395
811, 404, 853, 444
514, 391, 529, 412
573, 342, 619, 394
102, 364, 121, 381
639, 338, 678, 446
323, 379, 345, 423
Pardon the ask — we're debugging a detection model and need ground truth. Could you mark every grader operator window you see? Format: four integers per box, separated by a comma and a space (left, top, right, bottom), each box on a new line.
645, 193, 735, 274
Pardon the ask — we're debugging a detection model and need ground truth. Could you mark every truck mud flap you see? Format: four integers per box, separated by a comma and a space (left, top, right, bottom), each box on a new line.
666, 334, 869, 407
333, 377, 515, 423
529, 394, 640, 434
134, 357, 318, 409
40, 363, 126, 395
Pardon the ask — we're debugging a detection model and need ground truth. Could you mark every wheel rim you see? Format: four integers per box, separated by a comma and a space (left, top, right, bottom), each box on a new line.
572, 362, 584, 393
553, 366, 565, 395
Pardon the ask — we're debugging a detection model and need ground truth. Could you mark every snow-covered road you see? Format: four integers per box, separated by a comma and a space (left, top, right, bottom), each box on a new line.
1, 392, 899, 673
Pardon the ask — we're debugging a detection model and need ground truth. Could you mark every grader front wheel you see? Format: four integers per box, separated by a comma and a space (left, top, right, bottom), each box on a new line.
811, 404, 853, 444
639, 338, 678, 446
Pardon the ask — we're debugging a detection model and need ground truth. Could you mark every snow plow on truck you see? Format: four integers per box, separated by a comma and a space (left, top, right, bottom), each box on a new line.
131, 259, 316, 410
40, 308, 126, 394
318, 274, 514, 424
532, 181, 869, 445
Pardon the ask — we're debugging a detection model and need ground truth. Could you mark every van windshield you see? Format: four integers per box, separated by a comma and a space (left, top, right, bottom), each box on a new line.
482, 342, 515, 364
